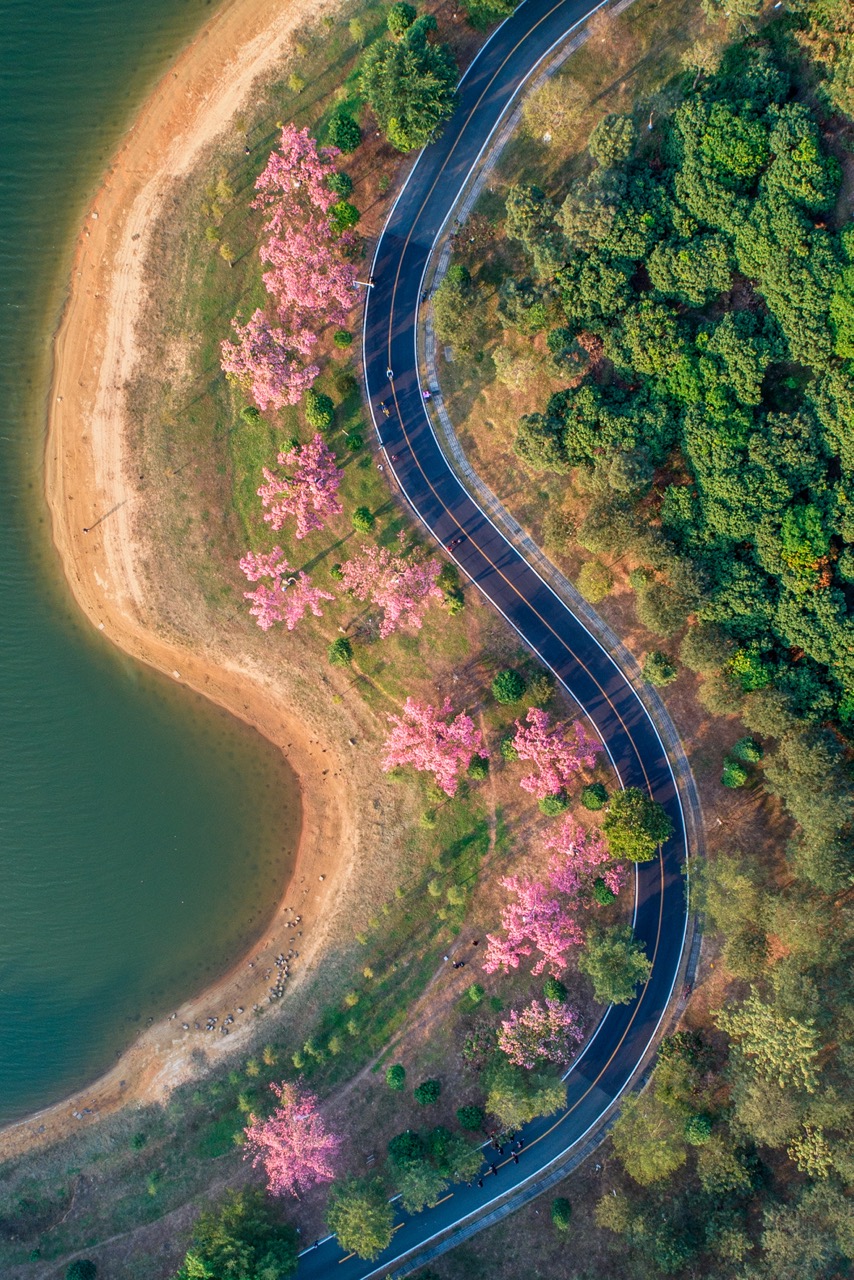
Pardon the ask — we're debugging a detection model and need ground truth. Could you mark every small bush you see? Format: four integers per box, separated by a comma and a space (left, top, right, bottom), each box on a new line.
730, 736, 762, 763
66, 1263, 97, 1280
330, 563, 344, 582
388, 1129, 424, 1161
386, 1064, 406, 1091
304, 389, 334, 430
333, 328, 353, 347
345, 431, 364, 451
527, 672, 555, 706
500, 733, 519, 761
643, 651, 678, 687
388, 0, 417, 34
468, 754, 489, 780
592, 877, 617, 905
352, 507, 375, 532
721, 757, 749, 788
551, 1197, 572, 1232
328, 637, 353, 666
446, 884, 466, 906
328, 172, 353, 198
467, 983, 485, 1004
414, 1078, 442, 1105
543, 976, 568, 1002
330, 199, 361, 234
328, 110, 361, 153
240, 405, 261, 423
684, 1113, 713, 1145
581, 782, 609, 810
539, 791, 569, 816
628, 567, 652, 591
130, 1132, 147, 1150
457, 1104, 485, 1131
492, 669, 526, 704
577, 559, 614, 604
427, 878, 442, 897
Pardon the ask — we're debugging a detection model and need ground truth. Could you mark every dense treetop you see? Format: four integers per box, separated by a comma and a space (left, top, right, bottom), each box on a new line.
508, 40, 854, 732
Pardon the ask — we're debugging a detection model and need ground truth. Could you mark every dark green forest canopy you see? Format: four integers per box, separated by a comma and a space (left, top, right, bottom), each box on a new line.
508, 40, 854, 728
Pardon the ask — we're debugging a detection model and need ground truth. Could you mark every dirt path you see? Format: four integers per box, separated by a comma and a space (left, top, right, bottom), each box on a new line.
1, 0, 355, 1163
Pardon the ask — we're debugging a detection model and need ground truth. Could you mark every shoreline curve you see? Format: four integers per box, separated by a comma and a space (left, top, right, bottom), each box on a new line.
3, 0, 347, 1161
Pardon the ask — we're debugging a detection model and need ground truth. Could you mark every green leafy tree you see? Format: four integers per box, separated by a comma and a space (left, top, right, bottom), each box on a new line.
589, 113, 637, 167
176, 1190, 298, 1280
484, 1057, 565, 1129
328, 637, 353, 667
328, 172, 353, 198
578, 924, 653, 1005
716, 991, 823, 1093
394, 1157, 448, 1213
543, 976, 568, 1002
611, 1091, 687, 1186
577, 560, 613, 603
414, 1078, 442, 1105
304, 389, 334, 431
327, 110, 362, 154
330, 200, 360, 235
387, 1, 417, 35
432, 263, 478, 351
551, 1196, 572, 1231
326, 1177, 394, 1262
352, 507, 375, 532
360, 15, 458, 152
66, 1265, 97, 1280
386, 1064, 406, 1091
684, 1113, 713, 1145
491, 668, 526, 703
456, 1104, 485, 1131
581, 782, 608, 810
642, 651, 677, 687
603, 787, 673, 862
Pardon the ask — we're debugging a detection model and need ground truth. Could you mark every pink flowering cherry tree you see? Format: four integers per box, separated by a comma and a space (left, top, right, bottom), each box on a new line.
252, 123, 339, 231
382, 697, 487, 797
260, 219, 358, 332
257, 433, 343, 540
239, 547, 333, 631
221, 310, 319, 411
513, 708, 602, 799
244, 1080, 341, 1199
483, 876, 583, 977
341, 540, 443, 638
498, 998, 584, 1069
545, 816, 626, 900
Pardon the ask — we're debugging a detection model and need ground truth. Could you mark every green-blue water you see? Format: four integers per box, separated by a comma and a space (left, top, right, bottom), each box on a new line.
0, 0, 299, 1124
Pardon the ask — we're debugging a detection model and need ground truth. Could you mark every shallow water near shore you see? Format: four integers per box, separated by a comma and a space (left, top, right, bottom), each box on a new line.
0, 0, 299, 1124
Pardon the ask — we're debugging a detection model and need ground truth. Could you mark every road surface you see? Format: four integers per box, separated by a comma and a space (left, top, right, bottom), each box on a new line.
299, 0, 690, 1274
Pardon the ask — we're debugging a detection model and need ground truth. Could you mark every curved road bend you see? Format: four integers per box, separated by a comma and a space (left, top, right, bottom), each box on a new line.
299, 2, 690, 1275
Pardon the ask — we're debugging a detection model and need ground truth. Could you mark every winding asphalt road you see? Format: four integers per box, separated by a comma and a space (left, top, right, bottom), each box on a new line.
298, 2, 690, 1275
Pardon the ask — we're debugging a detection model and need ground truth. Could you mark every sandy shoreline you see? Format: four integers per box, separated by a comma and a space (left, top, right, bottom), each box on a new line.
1, 0, 349, 1161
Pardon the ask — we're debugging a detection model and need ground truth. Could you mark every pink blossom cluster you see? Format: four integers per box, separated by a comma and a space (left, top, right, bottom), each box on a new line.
545, 816, 626, 899
257, 433, 343, 539
381, 697, 487, 796
239, 545, 333, 631
483, 876, 583, 978
341, 539, 443, 637
244, 1080, 341, 1199
498, 998, 584, 1069
513, 708, 602, 799
221, 124, 357, 410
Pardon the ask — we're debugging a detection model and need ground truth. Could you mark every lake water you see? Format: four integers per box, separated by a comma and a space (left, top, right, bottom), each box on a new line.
0, 0, 298, 1124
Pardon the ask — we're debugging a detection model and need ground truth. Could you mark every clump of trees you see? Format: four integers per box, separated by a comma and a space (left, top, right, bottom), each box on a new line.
360, 11, 458, 152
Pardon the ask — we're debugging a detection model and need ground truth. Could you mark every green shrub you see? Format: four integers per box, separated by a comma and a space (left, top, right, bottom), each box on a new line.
577, 559, 613, 603
330, 199, 361, 234
386, 1064, 406, 1091
721, 757, 749, 788
388, 1129, 424, 1161
581, 782, 609, 810
240, 405, 261, 423
352, 506, 375, 532
328, 110, 362, 153
527, 672, 555, 706
539, 791, 570, 816
387, 1, 417, 34
456, 1104, 485, 1131
467, 983, 485, 1004
543, 976, 568, 1002
500, 733, 519, 761
66, 1264, 97, 1280
551, 1196, 572, 1231
730, 736, 762, 763
328, 637, 353, 666
492, 669, 526, 703
643, 651, 678, 687
328, 172, 353, 197
130, 1132, 147, 1150
468, 754, 489, 779
333, 328, 354, 348
592, 877, 617, 905
684, 1113, 713, 1145
414, 1078, 442, 1105
304, 389, 334, 430
345, 431, 364, 452
330, 563, 344, 582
